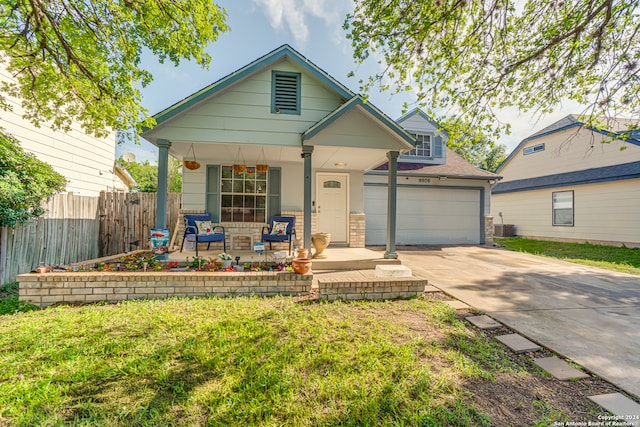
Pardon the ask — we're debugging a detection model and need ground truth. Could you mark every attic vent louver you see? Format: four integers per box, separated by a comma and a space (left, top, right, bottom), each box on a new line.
272, 71, 301, 115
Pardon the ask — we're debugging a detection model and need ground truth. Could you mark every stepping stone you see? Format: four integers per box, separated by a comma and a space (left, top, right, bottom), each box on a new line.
589, 393, 640, 420
495, 333, 541, 353
444, 300, 470, 310
534, 357, 589, 380
466, 315, 501, 329
375, 265, 412, 278
424, 285, 440, 293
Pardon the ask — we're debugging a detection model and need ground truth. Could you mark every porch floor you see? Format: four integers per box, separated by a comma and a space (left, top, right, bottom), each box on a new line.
166, 246, 401, 270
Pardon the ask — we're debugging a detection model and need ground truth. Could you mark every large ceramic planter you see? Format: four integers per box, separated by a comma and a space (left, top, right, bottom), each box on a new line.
291, 258, 312, 274
311, 232, 331, 259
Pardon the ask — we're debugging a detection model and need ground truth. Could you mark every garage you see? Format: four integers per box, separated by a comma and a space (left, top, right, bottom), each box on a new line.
364, 184, 482, 245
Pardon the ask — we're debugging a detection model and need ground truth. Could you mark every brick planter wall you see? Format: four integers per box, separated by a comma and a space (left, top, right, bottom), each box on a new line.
18, 271, 312, 307
317, 277, 428, 301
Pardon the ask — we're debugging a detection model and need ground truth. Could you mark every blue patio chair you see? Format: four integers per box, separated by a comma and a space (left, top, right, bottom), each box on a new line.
261, 216, 296, 254
180, 213, 226, 256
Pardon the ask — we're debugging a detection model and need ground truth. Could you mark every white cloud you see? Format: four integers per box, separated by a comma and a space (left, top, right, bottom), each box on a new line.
252, 0, 348, 46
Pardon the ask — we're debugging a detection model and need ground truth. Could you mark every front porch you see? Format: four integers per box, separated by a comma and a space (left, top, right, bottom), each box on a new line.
167, 246, 402, 270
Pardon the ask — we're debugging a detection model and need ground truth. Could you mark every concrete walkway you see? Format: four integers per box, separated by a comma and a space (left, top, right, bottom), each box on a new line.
392, 245, 640, 400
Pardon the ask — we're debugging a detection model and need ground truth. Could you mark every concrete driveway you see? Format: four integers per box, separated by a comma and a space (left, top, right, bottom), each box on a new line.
397, 245, 640, 399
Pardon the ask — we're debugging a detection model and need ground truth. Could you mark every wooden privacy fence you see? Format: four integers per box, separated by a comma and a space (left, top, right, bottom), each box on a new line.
0, 194, 100, 285
0, 192, 181, 285
98, 192, 181, 257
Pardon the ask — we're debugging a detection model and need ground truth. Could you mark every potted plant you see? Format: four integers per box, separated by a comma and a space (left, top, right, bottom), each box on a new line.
218, 252, 233, 268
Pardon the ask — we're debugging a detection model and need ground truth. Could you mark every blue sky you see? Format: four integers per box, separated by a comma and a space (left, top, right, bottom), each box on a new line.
118, 0, 575, 163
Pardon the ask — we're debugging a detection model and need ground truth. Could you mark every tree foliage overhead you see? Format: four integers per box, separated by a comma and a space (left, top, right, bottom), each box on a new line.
0, 0, 229, 137
345, 0, 640, 141
0, 131, 67, 226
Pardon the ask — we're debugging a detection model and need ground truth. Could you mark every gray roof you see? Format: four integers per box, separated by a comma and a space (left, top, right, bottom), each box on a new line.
492, 161, 640, 194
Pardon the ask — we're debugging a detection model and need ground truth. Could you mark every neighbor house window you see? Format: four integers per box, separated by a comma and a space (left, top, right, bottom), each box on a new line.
220, 166, 267, 222
552, 191, 574, 226
271, 71, 301, 114
523, 143, 545, 155
405, 134, 432, 157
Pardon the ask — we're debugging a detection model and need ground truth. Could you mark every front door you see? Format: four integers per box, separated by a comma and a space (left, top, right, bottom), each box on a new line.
316, 173, 349, 243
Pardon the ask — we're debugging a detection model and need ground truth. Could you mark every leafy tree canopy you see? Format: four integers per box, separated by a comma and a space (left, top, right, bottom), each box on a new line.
451, 139, 507, 172
0, 1, 228, 137
0, 131, 67, 226
345, 0, 640, 142
117, 158, 182, 193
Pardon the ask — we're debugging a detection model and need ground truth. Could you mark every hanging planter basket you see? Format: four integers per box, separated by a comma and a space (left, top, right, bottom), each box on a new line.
183, 144, 201, 170
255, 148, 268, 173
233, 147, 247, 175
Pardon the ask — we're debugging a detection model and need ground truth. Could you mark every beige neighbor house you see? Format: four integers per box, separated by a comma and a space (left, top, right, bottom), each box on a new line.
1, 65, 131, 195
142, 45, 497, 255
492, 115, 640, 247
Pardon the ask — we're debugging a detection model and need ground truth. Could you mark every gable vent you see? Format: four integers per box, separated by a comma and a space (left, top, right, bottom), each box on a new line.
272, 71, 300, 114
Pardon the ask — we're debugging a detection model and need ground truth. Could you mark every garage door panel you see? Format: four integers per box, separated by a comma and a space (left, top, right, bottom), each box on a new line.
365, 186, 480, 245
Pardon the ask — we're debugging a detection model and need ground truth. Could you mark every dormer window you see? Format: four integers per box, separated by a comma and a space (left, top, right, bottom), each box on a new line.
406, 134, 432, 157
271, 71, 301, 115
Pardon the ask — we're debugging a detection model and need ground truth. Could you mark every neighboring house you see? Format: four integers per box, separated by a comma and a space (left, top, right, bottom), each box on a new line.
364, 109, 500, 245
492, 115, 640, 247
1, 65, 129, 195
141, 45, 496, 252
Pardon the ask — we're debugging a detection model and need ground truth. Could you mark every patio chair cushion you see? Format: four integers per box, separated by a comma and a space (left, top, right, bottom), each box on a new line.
270, 221, 289, 236
195, 220, 216, 235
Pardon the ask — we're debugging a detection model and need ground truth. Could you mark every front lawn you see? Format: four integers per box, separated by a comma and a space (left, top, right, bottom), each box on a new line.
495, 237, 640, 275
0, 296, 613, 426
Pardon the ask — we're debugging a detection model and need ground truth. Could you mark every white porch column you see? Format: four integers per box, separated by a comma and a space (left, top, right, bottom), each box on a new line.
385, 150, 399, 259
302, 145, 314, 252
156, 138, 171, 229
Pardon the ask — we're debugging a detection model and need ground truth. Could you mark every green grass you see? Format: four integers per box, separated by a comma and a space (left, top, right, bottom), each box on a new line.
0, 282, 39, 315
495, 237, 640, 275
0, 296, 528, 426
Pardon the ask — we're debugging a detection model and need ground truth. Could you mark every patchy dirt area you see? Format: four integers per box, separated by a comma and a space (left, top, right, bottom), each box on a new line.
352, 294, 631, 426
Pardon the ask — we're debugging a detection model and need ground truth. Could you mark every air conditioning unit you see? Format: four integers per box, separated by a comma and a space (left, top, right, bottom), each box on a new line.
494, 224, 515, 237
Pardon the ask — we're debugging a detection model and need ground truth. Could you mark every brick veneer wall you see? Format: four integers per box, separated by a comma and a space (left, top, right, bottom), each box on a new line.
18, 271, 312, 307
349, 213, 366, 248
484, 216, 494, 246
317, 277, 428, 301
177, 210, 367, 250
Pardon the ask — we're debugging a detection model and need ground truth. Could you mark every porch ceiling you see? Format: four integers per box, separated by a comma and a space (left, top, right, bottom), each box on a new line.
168, 141, 391, 171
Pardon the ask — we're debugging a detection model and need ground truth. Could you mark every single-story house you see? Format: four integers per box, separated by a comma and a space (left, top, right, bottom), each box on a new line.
491, 115, 640, 247
142, 45, 498, 254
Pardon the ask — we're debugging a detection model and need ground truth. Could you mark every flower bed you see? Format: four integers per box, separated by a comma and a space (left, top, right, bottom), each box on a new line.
18, 251, 309, 307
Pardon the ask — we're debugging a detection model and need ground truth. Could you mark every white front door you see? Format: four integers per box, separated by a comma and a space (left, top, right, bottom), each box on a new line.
316, 173, 349, 243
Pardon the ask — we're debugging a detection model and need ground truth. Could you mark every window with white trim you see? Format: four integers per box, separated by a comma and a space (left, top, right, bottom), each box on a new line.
524, 143, 545, 155
220, 166, 267, 223
405, 134, 432, 157
552, 190, 574, 226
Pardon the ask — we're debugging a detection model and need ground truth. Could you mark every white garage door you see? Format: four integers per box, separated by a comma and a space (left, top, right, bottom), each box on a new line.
364, 185, 481, 245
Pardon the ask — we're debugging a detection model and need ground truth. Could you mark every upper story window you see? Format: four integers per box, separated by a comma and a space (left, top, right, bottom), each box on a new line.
523, 143, 545, 155
405, 134, 432, 157
271, 71, 301, 115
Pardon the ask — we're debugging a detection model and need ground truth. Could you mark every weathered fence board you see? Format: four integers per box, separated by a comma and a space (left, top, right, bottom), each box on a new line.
98, 192, 180, 257
0, 192, 181, 285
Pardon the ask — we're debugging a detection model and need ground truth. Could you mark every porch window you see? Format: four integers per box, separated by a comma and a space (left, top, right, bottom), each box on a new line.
405, 134, 431, 157
552, 190, 574, 226
220, 166, 267, 222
